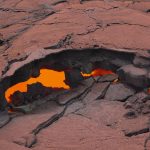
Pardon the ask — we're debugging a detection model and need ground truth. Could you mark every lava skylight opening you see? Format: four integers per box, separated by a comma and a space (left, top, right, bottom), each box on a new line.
5, 69, 70, 103
5, 68, 114, 104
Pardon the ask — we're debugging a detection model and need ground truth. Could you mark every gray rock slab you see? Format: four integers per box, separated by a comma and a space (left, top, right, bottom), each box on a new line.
57, 78, 94, 105
105, 83, 135, 102
117, 64, 149, 88
83, 82, 110, 104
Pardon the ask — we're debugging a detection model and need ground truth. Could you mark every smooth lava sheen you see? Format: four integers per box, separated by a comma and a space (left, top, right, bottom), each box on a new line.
5, 68, 113, 103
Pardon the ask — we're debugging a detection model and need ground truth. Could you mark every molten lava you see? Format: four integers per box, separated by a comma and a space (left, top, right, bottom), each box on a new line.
82, 68, 113, 77
5, 69, 70, 103
5, 68, 113, 104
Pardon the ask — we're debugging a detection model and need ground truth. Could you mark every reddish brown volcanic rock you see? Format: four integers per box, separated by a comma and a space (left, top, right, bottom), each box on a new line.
0, 0, 150, 150
0, 0, 150, 79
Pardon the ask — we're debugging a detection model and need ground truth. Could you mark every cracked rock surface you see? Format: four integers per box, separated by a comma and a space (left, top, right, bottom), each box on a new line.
0, 76, 149, 149
0, 0, 150, 150
0, 0, 150, 78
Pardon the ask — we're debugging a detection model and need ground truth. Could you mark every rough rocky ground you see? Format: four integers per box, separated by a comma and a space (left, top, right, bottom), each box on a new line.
0, 76, 150, 150
0, 0, 150, 78
0, 0, 150, 150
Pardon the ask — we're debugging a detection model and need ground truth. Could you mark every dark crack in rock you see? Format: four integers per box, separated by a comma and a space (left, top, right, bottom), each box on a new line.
56, 77, 94, 105
0, 39, 4, 46
45, 34, 73, 49
65, 101, 85, 115
52, 0, 68, 6
83, 82, 110, 104
0, 33, 4, 46
25, 134, 37, 148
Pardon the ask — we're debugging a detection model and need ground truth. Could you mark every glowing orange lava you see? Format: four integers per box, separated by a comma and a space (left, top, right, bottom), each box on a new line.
82, 68, 113, 77
5, 69, 70, 103
5, 68, 113, 104
147, 88, 150, 94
